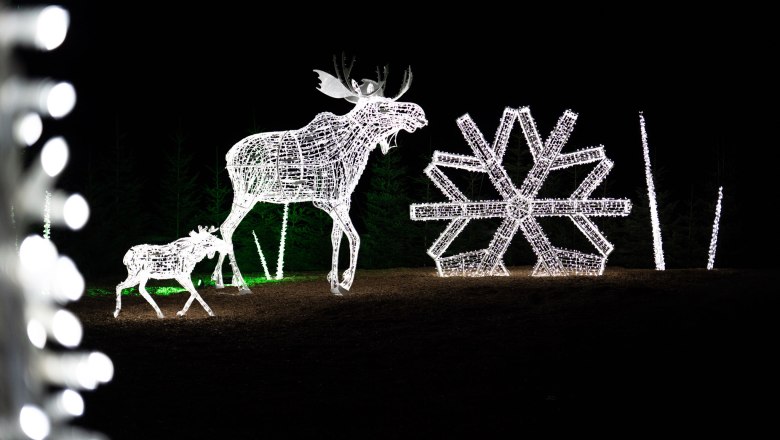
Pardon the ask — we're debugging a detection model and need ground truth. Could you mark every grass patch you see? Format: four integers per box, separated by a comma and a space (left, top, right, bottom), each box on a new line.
88, 273, 320, 297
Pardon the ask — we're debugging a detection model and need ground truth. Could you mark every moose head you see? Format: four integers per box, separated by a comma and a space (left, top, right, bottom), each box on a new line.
188, 225, 230, 260
314, 54, 427, 154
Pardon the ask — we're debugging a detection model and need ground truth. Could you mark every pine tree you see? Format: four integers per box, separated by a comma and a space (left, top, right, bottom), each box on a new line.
362, 150, 411, 268
80, 121, 147, 276
200, 144, 230, 229
160, 125, 201, 240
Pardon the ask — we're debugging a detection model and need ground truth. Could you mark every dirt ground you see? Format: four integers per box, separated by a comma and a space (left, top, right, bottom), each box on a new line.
69, 267, 774, 437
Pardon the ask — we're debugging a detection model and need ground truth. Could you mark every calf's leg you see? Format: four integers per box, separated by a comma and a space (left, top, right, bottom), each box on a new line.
138, 275, 164, 318
114, 274, 138, 318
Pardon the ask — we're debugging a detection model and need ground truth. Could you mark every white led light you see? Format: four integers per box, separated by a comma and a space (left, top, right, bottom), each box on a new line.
35, 6, 69, 51
212, 57, 426, 294
27, 319, 47, 349
46, 81, 76, 118
74, 358, 98, 390
88, 351, 114, 383
41, 136, 69, 177
19, 405, 50, 440
410, 107, 631, 277
19, 234, 58, 271
60, 389, 84, 417
115, 226, 229, 318
639, 112, 665, 270
13, 112, 43, 146
52, 309, 82, 347
707, 186, 723, 270
52, 256, 84, 301
63, 193, 89, 230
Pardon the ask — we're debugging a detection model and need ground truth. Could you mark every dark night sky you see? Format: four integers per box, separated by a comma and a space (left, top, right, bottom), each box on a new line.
10, 1, 773, 265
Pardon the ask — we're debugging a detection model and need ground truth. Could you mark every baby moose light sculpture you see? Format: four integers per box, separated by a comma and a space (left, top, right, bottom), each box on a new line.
212, 55, 427, 295
115, 226, 229, 318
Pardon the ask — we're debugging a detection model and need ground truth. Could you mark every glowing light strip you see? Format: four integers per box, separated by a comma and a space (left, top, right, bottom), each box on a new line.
639, 112, 665, 270
707, 186, 723, 270
43, 190, 51, 239
252, 230, 272, 279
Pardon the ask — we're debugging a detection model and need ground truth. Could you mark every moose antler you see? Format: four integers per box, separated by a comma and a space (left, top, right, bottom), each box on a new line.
314, 54, 360, 101
391, 67, 413, 101
314, 54, 409, 103
334, 53, 355, 91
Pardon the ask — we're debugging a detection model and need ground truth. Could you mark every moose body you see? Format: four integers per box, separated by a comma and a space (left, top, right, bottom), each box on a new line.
212, 57, 427, 294
115, 226, 229, 318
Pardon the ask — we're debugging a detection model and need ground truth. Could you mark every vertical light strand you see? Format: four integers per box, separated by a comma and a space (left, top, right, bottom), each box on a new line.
42, 190, 51, 239
252, 229, 271, 280
11, 203, 19, 251
707, 186, 723, 270
639, 112, 665, 270
275, 203, 288, 280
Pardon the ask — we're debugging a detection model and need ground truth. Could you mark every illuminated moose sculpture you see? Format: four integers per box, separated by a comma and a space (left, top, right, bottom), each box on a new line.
212, 56, 427, 294
115, 226, 229, 318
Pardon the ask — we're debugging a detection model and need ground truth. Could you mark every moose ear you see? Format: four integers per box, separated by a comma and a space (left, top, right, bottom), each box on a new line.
313, 70, 357, 99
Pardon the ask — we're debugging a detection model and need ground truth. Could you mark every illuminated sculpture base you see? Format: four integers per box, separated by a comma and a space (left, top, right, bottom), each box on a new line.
115, 226, 229, 318
411, 107, 631, 277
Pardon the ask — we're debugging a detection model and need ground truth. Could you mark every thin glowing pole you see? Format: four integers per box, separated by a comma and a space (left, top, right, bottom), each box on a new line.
639, 112, 665, 270
252, 230, 271, 280
43, 190, 51, 239
707, 186, 723, 270
275, 203, 288, 280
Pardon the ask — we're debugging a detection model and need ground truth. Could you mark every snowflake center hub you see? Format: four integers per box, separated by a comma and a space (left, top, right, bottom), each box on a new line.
506, 196, 532, 219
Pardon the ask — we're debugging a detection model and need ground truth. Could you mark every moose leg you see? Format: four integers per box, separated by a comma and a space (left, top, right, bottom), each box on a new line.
327, 219, 344, 295
114, 274, 138, 318
175, 276, 214, 317
214, 195, 254, 293
138, 276, 164, 318
327, 203, 360, 293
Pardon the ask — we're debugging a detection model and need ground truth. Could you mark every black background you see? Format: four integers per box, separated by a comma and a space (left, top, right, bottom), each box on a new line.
12, 1, 773, 264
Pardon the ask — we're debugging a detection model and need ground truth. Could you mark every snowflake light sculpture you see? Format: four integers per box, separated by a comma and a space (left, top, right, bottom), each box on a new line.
707, 186, 723, 270
211, 55, 427, 294
410, 107, 631, 277
115, 226, 230, 318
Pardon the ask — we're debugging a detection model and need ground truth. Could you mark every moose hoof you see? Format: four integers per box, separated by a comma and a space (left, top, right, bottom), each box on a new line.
215, 283, 224, 289
330, 285, 345, 296
176, 311, 186, 317
156, 313, 164, 319
238, 287, 252, 295
113, 310, 120, 318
